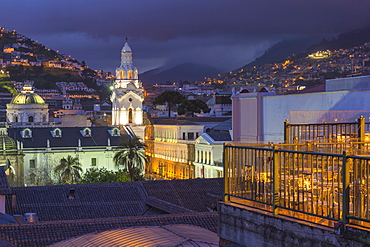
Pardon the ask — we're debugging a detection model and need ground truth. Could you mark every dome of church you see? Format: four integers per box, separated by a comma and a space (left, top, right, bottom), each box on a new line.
0, 136, 16, 150
10, 85, 45, 104
0, 125, 16, 150
122, 42, 132, 53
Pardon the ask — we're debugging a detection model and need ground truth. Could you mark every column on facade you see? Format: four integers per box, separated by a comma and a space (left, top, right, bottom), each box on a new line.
112, 105, 118, 125
119, 107, 127, 125
135, 107, 143, 124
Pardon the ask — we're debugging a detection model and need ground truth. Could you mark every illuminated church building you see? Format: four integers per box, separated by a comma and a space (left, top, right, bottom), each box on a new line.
111, 40, 144, 134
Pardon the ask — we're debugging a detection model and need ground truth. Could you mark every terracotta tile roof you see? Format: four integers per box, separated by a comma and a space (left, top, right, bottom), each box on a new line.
0, 212, 218, 247
6, 182, 149, 221
0, 167, 12, 195
145, 196, 197, 214
0, 238, 15, 247
5, 178, 223, 222
142, 179, 223, 212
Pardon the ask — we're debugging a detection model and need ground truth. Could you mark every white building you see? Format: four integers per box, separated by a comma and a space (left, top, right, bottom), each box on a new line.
194, 131, 231, 178
6, 85, 50, 126
7, 126, 127, 186
4, 83, 132, 186
232, 76, 370, 142
145, 118, 205, 180
110, 40, 144, 138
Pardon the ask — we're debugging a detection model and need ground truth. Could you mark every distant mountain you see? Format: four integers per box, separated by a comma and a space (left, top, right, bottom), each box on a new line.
241, 26, 370, 72
307, 26, 370, 53
240, 37, 321, 70
139, 63, 223, 85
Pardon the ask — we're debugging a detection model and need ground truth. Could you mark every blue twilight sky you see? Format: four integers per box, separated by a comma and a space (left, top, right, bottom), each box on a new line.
2, 0, 370, 73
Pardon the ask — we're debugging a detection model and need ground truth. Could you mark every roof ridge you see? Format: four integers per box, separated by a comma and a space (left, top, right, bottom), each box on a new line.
145, 196, 197, 214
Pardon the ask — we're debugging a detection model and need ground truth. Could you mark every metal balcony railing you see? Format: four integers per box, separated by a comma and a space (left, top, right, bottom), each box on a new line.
284, 116, 370, 143
224, 143, 370, 229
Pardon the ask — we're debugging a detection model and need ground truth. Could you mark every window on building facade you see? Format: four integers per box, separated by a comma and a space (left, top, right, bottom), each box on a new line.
91, 158, 97, 166
217, 170, 223, 178
28, 116, 34, 122
183, 132, 186, 140
188, 132, 194, 140
23, 129, 32, 138
128, 108, 133, 123
29, 159, 36, 169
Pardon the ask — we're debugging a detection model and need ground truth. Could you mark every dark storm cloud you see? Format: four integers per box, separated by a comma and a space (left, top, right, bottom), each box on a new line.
2, 0, 370, 72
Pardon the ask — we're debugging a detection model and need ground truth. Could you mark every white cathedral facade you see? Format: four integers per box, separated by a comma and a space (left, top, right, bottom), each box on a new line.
110, 41, 144, 131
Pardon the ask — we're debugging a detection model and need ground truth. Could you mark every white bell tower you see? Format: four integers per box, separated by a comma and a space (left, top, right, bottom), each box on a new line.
111, 39, 144, 127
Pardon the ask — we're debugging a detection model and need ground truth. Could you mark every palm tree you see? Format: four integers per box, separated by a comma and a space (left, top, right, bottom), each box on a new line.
113, 136, 146, 181
54, 155, 83, 184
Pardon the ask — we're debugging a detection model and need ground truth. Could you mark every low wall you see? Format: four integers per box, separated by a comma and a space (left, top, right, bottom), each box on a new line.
218, 202, 369, 247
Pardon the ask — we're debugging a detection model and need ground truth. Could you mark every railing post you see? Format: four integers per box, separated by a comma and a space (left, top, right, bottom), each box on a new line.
357, 116, 365, 158
342, 151, 350, 224
272, 147, 279, 215
358, 115, 365, 143
223, 143, 230, 202
284, 119, 290, 143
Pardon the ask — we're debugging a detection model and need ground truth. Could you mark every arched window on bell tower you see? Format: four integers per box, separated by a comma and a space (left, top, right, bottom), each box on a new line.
128, 108, 133, 123
28, 116, 34, 122
128, 70, 132, 79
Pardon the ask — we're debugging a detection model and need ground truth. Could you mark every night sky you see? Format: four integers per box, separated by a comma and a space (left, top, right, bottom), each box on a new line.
2, 0, 370, 73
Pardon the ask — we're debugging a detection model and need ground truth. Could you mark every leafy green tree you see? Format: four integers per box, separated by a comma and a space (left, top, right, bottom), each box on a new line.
80, 167, 130, 184
113, 136, 146, 181
177, 99, 211, 117
54, 155, 83, 184
153, 91, 185, 117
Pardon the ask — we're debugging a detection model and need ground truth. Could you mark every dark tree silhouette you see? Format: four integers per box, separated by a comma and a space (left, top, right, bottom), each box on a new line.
177, 99, 211, 117
153, 91, 185, 117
